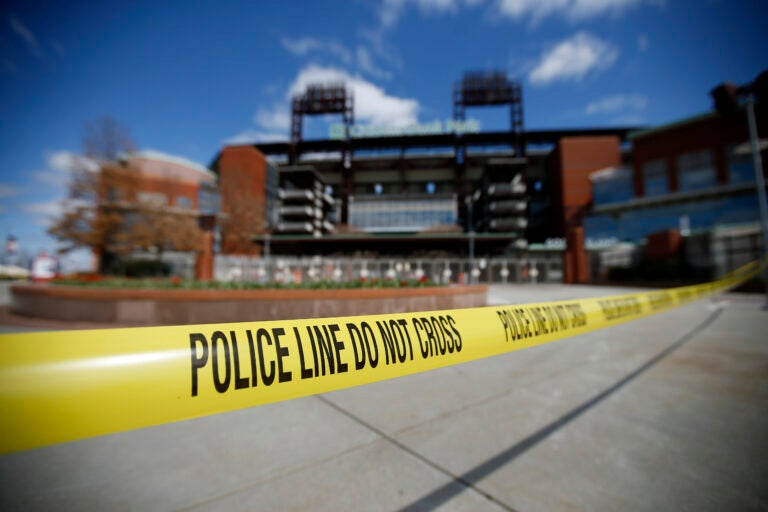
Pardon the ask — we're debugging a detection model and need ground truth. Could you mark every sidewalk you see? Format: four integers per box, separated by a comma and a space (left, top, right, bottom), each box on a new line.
1, 285, 767, 511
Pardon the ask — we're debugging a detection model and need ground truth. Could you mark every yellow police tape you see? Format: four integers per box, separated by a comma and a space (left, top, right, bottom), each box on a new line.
0, 260, 764, 454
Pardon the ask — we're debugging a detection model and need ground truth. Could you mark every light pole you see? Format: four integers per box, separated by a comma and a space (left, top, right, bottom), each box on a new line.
465, 195, 475, 284
745, 95, 768, 306
712, 71, 768, 305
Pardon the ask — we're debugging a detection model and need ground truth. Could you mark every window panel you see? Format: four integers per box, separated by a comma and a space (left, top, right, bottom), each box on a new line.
677, 150, 715, 191
642, 159, 668, 197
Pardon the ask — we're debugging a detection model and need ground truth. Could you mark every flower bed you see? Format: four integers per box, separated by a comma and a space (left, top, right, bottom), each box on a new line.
50, 275, 438, 290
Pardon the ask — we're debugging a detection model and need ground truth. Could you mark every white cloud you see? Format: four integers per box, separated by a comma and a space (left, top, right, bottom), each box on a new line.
281, 35, 393, 81
379, 0, 482, 29
224, 129, 287, 145
585, 94, 647, 115
528, 32, 618, 85
48, 151, 100, 173
497, 0, 568, 23
33, 151, 99, 188
227, 64, 420, 146
9, 15, 43, 58
34, 169, 70, 188
569, 0, 645, 20
253, 107, 291, 132
288, 64, 419, 127
22, 199, 66, 225
497, 0, 652, 23
359, 29, 404, 71
281, 37, 353, 64
356, 47, 393, 80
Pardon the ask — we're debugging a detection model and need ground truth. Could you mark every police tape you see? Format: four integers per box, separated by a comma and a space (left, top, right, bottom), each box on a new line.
0, 260, 764, 454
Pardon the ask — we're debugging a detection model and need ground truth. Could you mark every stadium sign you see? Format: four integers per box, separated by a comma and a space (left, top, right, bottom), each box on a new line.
329, 119, 481, 139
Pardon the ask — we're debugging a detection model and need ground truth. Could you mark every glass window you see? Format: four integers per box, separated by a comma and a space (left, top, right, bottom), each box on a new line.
677, 150, 715, 191
642, 159, 668, 197
727, 144, 757, 184
136, 191, 167, 206
348, 197, 457, 232
176, 196, 192, 209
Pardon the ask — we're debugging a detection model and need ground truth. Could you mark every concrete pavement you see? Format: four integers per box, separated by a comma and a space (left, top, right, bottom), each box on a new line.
1, 285, 767, 511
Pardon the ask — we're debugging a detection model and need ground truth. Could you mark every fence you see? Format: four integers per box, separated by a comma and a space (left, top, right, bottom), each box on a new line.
212, 254, 564, 285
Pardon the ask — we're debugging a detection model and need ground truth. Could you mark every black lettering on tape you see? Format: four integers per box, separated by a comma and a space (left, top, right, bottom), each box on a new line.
429, 317, 447, 355
348, 323, 367, 371
190, 333, 209, 397
256, 328, 276, 386
397, 319, 415, 360
447, 315, 462, 351
439, 316, 455, 353
565, 304, 587, 327
272, 327, 292, 383
231, 331, 249, 390
362, 322, 379, 368
295, 327, 314, 380
329, 324, 348, 374
413, 318, 429, 358
211, 331, 232, 393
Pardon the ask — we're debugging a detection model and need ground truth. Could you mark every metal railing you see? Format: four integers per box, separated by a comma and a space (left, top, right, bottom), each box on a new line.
212, 255, 564, 285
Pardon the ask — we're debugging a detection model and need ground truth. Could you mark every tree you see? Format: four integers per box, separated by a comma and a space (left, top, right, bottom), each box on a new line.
219, 171, 267, 254
126, 204, 203, 261
83, 116, 136, 161
49, 119, 138, 271
49, 117, 204, 273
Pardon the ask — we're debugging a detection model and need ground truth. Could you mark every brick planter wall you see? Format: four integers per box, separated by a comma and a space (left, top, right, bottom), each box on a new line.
10, 284, 488, 326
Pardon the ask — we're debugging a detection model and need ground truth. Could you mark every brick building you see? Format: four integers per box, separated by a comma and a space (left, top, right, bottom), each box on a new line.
588, 103, 768, 243
92, 151, 217, 271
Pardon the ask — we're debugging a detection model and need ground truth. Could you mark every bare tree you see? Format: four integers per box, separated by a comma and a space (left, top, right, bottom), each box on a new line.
219, 172, 265, 254
49, 118, 138, 271
82, 116, 136, 161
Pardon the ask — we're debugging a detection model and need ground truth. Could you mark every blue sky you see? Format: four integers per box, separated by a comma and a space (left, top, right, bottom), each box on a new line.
1, 0, 766, 268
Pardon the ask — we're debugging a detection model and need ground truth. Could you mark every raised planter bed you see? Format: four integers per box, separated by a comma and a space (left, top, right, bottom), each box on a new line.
10, 284, 488, 326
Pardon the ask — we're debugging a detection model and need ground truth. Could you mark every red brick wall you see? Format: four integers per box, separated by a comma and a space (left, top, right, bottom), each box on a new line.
553, 136, 621, 237
632, 105, 768, 196
217, 146, 268, 255
646, 229, 682, 260
133, 175, 199, 209
100, 165, 200, 209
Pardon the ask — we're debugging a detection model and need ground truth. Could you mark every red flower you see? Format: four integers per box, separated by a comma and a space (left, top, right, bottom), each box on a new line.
171, 276, 182, 286
400, 280, 408, 287
419, 275, 429, 283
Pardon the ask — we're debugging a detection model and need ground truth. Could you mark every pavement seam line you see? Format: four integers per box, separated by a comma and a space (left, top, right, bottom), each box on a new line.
174, 429, 382, 511
315, 394, 519, 512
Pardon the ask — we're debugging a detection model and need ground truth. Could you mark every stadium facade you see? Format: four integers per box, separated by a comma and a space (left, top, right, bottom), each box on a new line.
211, 73, 635, 281
207, 71, 767, 284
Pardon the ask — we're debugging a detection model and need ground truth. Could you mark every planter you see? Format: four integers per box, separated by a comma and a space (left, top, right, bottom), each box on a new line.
10, 284, 488, 326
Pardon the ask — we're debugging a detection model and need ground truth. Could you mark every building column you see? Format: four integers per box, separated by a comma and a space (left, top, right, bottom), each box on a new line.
564, 226, 588, 284
195, 231, 214, 281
